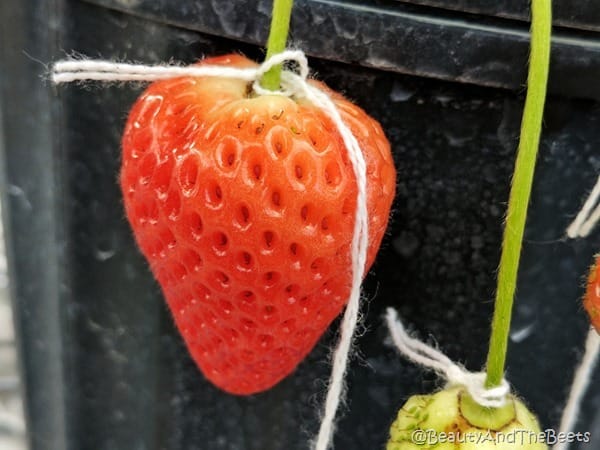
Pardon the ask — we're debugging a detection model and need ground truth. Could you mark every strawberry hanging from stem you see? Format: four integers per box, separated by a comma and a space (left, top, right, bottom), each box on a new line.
120, 0, 396, 395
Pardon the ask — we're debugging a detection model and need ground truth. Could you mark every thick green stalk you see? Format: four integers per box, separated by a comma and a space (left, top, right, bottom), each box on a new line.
261, 0, 294, 91
485, 0, 552, 388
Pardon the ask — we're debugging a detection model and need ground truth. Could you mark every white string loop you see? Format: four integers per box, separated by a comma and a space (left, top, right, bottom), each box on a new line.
385, 308, 511, 408
52, 49, 368, 450
252, 50, 310, 97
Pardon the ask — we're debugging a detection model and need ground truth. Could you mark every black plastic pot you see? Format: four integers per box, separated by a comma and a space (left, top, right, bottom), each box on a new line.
1, 1, 599, 449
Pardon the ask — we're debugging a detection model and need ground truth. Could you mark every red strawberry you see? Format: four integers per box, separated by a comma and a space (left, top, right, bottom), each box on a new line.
120, 54, 396, 395
584, 255, 600, 333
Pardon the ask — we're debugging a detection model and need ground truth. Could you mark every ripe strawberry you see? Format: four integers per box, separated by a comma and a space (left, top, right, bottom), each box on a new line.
120, 54, 396, 395
584, 255, 600, 333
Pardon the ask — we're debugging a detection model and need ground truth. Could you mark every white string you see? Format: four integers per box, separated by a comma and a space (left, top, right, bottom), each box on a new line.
385, 308, 511, 408
52, 51, 308, 84
53, 60, 256, 83
298, 76, 368, 450
554, 329, 600, 450
52, 50, 368, 450
556, 179, 600, 450
566, 175, 600, 238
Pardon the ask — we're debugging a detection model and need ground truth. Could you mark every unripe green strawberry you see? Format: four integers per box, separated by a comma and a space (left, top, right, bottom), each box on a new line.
120, 54, 396, 395
387, 387, 547, 450
584, 255, 600, 333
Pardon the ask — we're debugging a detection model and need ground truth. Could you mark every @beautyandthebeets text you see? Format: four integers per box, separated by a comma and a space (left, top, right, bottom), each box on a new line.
410, 429, 591, 446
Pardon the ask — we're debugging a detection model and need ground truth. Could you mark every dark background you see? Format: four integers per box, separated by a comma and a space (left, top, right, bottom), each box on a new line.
1, 1, 599, 449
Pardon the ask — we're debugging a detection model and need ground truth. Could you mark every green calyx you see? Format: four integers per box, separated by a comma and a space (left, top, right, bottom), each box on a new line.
459, 391, 515, 430
387, 387, 547, 450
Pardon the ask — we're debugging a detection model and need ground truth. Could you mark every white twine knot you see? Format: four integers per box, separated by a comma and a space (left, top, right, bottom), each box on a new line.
385, 308, 511, 408
251, 50, 310, 97
52, 49, 368, 450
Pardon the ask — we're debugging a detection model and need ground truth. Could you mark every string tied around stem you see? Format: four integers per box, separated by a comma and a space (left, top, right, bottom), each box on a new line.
386, 308, 511, 408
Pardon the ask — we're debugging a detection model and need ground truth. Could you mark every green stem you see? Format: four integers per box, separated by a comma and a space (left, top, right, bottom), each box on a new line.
261, 0, 295, 91
485, 0, 552, 388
